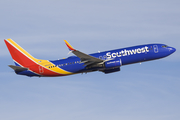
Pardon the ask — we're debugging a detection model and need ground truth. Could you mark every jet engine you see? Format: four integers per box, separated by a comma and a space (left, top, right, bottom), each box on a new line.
104, 59, 122, 68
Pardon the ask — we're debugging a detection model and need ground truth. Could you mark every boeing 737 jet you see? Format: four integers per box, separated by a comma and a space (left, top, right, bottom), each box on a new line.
4, 38, 176, 77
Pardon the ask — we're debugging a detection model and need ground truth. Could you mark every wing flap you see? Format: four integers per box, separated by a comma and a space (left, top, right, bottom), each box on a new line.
83, 61, 96, 66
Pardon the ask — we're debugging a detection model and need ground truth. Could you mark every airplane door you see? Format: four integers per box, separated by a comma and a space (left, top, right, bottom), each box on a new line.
153, 45, 158, 53
39, 66, 44, 74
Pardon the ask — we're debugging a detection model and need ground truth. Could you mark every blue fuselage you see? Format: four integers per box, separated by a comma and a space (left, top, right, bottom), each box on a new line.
49, 43, 176, 74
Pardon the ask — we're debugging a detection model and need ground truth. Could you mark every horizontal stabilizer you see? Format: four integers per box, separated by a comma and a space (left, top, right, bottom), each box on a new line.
8, 65, 28, 72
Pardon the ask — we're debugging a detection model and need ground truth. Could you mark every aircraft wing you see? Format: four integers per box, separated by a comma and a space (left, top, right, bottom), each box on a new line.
64, 40, 104, 66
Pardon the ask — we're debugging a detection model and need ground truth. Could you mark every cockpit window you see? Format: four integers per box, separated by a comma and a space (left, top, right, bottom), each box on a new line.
162, 45, 168, 48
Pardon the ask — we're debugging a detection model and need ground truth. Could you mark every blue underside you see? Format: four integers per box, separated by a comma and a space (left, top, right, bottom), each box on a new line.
16, 70, 40, 77
14, 62, 21, 66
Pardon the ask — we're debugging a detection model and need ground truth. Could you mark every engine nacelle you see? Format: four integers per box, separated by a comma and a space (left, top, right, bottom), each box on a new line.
102, 67, 120, 74
104, 59, 122, 68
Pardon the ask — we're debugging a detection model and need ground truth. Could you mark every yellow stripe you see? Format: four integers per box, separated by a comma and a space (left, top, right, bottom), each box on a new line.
36, 59, 73, 75
6, 38, 73, 75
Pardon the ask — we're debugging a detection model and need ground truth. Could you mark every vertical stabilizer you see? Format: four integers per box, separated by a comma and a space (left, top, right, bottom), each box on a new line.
4, 38, 38, 67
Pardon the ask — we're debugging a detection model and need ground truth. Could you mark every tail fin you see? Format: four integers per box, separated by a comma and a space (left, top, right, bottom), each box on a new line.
4, 38, 38, 67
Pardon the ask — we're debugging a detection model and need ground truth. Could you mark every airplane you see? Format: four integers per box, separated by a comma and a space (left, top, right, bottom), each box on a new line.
4, 38, 176, 77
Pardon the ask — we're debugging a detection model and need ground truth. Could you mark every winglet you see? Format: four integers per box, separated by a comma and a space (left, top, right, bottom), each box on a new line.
64, 40, 75, 51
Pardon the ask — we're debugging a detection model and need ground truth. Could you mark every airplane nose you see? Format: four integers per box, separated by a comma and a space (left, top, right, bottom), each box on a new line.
169, 47, 176, 54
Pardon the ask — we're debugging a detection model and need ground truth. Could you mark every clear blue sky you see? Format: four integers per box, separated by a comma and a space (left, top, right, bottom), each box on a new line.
0, 0, 180, 120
